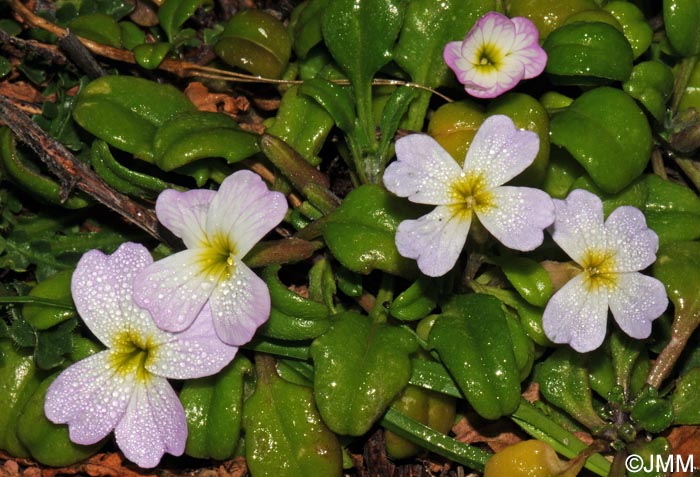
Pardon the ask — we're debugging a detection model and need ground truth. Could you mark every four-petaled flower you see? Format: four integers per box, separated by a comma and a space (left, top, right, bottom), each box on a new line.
382, 114, 555, 277
542, 189, 668, 352
44, 243, 237, 468
133, 170, 287, 346
444, 11, 547, 99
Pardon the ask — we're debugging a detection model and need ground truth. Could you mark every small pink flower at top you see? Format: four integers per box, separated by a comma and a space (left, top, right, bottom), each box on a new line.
383, 115, 554, 277
44, 243, 237, 468
542, 189, 668, 352
444, 11, 547, 99
133, 170, 287, 347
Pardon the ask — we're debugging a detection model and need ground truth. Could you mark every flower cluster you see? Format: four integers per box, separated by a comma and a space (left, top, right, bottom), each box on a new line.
46, 171, 286, 467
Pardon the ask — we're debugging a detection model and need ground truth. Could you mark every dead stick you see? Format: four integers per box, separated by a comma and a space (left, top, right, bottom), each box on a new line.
0, 95, 173, 245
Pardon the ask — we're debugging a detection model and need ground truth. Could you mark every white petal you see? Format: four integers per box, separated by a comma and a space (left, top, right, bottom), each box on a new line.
395, 205, 471, 277
476, 186, 554, 251
604, 206, 659, 272
542, 274, 610, 352
148, 304, 238, 379
71, 243, 154, 347
464, 115, 540, 187
384, 134, 463, 205
114, 378, 186, 468
209, 260, 271, 346
45, 352, 133, 445
155, 189, 216, 249
608, 273, 668, 339
205, 170, 287, 258
133, 249, 217, 333
549, 189, 606, 264
473, 12, 516, 53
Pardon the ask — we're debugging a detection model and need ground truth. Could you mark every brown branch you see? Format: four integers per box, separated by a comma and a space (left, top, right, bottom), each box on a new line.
0, 95, 174, 245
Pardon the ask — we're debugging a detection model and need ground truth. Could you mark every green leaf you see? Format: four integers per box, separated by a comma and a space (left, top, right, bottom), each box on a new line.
324, 185, 421, 277
289, 0, 330, 58
663, 0, 700, 56
152, 111, 259, 171
623, 61, 674, 123
310, 312, 418, 435
543, 22, 633, 84
158, 0, 213, 42
534, 348, 607, 430
299, 78, 357, 135
393, 0, 496, 89
429, 294, 521, 420
643, 174, 700, 245
34, 318, 76, 370
550, 87, 651, 193
68, 13, 122, 48
671, 367, 700, 424
133, 42, 171, 70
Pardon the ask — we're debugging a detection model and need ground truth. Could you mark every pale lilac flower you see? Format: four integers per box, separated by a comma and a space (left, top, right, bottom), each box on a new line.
383, 114, 554, 277
542, 189, 668, 353
444, 11, 547, 98
45, 243, 237, 468
134, 170, 287, 346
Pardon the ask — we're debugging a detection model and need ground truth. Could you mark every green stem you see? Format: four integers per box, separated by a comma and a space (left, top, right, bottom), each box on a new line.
646, 308, 700, 388
0, 296, 74, 308
674, 157, 700, 190
511, 401, 611, 477
380, 407, 490, 471
671, 55, 699, 117
404, 89, 432, 132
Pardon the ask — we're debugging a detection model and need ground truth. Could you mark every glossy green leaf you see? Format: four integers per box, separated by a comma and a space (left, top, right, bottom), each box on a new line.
244, 355, 342, 477
324, 185, 420, 277
643, 174, 700, 245
498, 256, 552, 307
68, 13, 122, 48
671, 367, 700, 424
534, 348, 607, 430
181, 356, 250, 460
429, 294, 521, 420
663, 0, 700, 56
623, 61, 674, 123
603, 1, 653, 58
152, 111, 259, 171
215, 10, 292, 78
73, 76, 196, 161
543, 22, 633, 84
550, 87, 651, 193
393, 0, 497, 89
631, 388, 674, 432
300, 78, 357, 135
133, 42, 171, 70
289, 0, 330, 58
265, 86, 334, 166
158, 0, 213, 42
310, 312, 418, 435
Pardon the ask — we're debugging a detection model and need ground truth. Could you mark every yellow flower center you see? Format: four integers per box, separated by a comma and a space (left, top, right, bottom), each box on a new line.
197, 232, 238, 280
449, 173, 493, 220
110, 332, 156, 382
474, 42, 503, 71
580, 249, 618, 291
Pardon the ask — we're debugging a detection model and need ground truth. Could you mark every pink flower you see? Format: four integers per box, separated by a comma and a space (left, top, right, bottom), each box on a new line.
542, 190, 668, 352
444, 12, 547, 98
45, 243, 237, 468
133, 170, 287, 346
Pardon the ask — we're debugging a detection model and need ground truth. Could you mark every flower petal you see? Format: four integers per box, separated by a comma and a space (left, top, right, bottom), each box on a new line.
476, 186, 554, 251
205, 170, 287, 258
72, 243, 154, 347
155, 189, 216, 249
148, 303, 238, 379
209, 260, 271, 346
384, 134, 463, 205
542, 274, 610, 352
608, 272, 668, 339
464, 115, 540, 187
443, 41, 465, 80
470, 12, 516, 55
114, 378, 186, 468
45, 352, 133, 445
511, 17, 547, 79
133, 249, 217, 333
604, 206, 659, 272
395, 205, 471, 277
549, 189, 606, 264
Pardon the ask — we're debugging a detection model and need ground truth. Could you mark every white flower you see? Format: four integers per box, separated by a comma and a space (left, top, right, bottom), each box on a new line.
45, 243, 237, 468
542, 189, 668, 352
133, 170, 287, 346
382, 115, 555, 277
